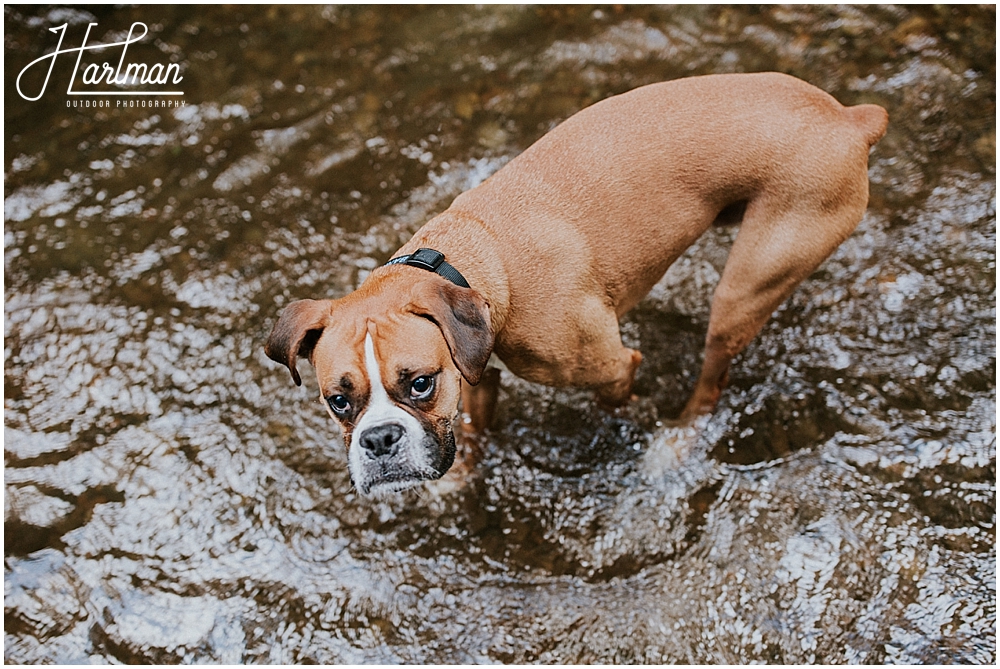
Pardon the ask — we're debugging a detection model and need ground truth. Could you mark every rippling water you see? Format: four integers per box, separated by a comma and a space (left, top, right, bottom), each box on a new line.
5, 5, 995, 663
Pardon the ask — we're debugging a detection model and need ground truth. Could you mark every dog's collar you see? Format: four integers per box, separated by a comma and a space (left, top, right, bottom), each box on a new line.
384, 248, 470, 289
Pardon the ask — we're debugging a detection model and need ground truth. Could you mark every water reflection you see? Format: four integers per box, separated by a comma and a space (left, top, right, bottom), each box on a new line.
5, 4, 995, 663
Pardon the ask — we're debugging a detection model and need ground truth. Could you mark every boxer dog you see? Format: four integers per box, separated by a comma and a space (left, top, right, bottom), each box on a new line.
265, 72, 887, 497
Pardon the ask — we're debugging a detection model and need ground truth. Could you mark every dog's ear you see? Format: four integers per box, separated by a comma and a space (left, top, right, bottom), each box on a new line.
409, 281, 494, 385
264, 299, 331, 386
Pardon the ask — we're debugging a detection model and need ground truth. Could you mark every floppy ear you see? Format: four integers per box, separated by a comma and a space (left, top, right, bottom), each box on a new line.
409, 281, 494, 385
264, 299, 331, 386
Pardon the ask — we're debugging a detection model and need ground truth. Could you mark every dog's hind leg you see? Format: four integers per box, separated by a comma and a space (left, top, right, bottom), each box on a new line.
680, 184, 869, 421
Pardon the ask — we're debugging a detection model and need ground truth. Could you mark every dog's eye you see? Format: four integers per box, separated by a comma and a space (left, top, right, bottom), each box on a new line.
410, 375, 435, 400
328, 395, 350, 414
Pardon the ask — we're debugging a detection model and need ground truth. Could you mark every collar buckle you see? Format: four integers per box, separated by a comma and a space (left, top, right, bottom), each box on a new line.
405, 248, 444, 272
384, 248, 471, 289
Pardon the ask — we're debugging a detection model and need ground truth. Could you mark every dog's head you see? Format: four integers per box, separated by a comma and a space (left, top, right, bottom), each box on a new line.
264, 270, 493, 496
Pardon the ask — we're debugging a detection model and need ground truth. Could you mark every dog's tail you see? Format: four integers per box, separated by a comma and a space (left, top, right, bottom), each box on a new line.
846, 103, 889, 148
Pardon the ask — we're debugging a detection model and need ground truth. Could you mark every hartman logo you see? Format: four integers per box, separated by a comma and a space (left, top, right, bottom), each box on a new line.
16, 21, 185, 103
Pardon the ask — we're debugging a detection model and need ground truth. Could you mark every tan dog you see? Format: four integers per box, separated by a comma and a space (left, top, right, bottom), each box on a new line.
265, 72, 887, 497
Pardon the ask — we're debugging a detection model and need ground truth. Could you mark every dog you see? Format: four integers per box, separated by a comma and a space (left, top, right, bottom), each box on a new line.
265, 72, 887, 497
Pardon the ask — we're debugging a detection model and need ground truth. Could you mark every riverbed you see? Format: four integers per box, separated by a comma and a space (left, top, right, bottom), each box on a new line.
4, 5, 995, 663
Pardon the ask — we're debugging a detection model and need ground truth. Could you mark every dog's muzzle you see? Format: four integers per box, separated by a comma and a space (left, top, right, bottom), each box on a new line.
351, 420, 454, 496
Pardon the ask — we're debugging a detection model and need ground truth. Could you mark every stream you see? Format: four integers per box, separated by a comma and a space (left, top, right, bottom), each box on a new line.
4, 5, 995, 663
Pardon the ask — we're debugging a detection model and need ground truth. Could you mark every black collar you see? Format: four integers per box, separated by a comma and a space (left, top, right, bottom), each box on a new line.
383, 248, 470, 288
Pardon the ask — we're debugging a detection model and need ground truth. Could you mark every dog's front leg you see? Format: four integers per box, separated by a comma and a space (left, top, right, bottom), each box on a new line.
460, 367, 502, 434
428, 369, 501, 494
452, 367, 501, 473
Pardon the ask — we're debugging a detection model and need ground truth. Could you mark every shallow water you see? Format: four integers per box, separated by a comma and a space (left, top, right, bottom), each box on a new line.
4, 5, 995, 664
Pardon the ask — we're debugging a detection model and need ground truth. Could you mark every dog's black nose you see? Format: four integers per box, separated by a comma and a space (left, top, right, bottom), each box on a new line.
359, 423, 404, 458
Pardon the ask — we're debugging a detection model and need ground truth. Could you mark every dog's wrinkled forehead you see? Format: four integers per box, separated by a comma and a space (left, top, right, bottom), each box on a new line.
308, 317, 367, 393
311, 310, 454, 393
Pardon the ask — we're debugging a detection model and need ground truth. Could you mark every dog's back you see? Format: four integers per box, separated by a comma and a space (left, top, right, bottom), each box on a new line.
399, 72, 886, 416
453, 72, 887, 315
